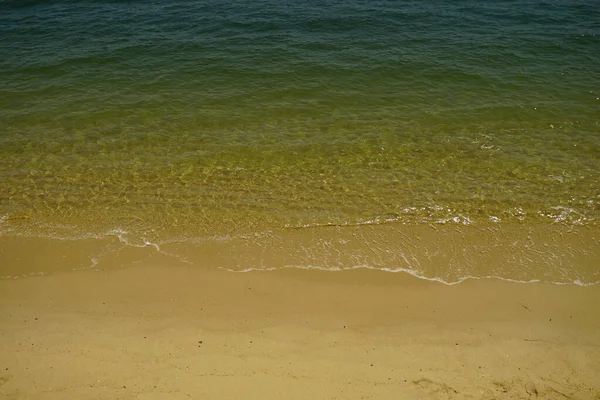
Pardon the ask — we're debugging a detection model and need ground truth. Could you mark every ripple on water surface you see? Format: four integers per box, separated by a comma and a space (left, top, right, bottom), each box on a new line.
0, 0, 599, 282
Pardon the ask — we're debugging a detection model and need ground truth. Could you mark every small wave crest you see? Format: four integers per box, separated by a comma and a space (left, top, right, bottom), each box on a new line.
1, 217, 599, 286
218, 264, 599, 287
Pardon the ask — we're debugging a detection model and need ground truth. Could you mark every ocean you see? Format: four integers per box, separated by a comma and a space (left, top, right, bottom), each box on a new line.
1, 0, 598, 283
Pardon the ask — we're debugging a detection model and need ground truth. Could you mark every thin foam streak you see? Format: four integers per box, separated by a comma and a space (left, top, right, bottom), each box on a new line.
219, 264, 599, 287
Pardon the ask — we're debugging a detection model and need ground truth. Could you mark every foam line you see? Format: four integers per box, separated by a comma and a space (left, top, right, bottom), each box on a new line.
219, 264, 599, 287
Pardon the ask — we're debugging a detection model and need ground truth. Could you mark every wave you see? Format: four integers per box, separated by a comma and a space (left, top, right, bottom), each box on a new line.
220, 264, 600, 287
2, 219, 599, 286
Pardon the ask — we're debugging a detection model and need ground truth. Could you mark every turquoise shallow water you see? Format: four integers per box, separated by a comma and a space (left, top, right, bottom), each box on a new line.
0, 0, 599, 282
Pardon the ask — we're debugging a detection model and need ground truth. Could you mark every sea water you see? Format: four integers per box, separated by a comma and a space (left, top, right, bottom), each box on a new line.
1, 0, 599, 283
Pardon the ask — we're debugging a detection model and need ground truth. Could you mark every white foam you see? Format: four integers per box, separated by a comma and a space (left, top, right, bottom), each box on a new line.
218, 264, 599, 287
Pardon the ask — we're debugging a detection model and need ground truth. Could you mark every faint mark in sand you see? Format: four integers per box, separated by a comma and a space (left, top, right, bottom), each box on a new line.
491, 378, 585, 399
518, 302, 532, 312
0, 376, 9, 386
413, 378, 458, 399
417, 377, 599, 399
492, 380, 510, 394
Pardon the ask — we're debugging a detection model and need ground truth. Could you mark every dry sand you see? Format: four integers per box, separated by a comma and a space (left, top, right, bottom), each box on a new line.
1, 252, 599, 399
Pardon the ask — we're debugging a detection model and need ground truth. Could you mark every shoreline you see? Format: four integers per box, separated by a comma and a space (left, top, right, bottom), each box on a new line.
2, 222, 599, 285
1, 257, 600, 399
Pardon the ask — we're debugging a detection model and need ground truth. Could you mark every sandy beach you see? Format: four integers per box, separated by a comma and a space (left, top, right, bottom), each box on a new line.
3, 1, 600, 398
1, 252, 599, 399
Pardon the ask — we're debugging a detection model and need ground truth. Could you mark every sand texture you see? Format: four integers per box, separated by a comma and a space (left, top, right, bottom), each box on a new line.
1, 256, 600, 399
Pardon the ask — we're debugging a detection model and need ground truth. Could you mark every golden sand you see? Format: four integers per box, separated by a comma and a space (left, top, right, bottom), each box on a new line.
1, 251, 599, 399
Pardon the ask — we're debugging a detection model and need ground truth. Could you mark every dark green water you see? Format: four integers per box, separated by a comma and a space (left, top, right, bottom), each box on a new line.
1, 0, 599, 282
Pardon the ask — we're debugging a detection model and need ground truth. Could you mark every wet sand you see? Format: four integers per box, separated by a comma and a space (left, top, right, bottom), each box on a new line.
1, 252, 600, 399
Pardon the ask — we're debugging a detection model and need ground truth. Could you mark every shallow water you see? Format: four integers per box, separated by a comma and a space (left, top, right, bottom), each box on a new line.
1, 0, 599, 283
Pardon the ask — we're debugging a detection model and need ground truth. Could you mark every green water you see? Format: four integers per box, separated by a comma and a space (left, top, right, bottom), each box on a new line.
2, 115, 598, 239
